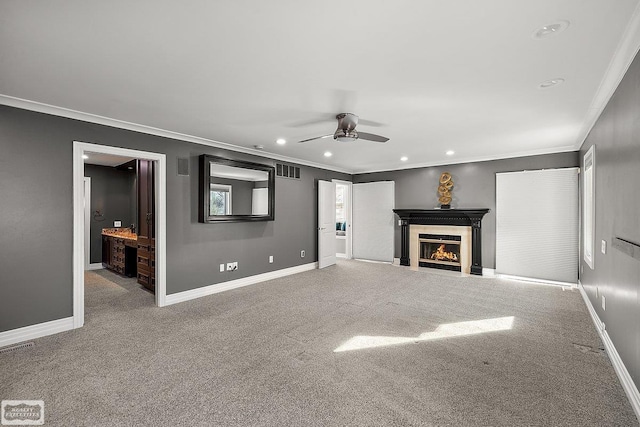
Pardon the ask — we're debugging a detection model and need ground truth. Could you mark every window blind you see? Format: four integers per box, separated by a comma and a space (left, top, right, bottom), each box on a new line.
495, 168, 579, 283
352, 181, 395, 262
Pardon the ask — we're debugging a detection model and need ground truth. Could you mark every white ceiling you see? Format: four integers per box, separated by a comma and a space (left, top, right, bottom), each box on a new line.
84, 152, 135, 167
2, 1, 640, 174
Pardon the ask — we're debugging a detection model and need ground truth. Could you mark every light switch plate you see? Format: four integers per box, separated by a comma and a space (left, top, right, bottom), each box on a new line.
601, 240, 606, 254
219, 264, 225, 273
114, 220, 122, 227
269, 255, 273, 263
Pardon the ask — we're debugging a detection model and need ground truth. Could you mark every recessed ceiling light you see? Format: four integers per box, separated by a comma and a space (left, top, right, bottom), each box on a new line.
400, 156, 408, 162
324, 151, 332, 158
446, 150, 455, 156
82, 154, 89, 159
539, 78, 565, 89
276, 138, 286, 145
532, 21, 570, 39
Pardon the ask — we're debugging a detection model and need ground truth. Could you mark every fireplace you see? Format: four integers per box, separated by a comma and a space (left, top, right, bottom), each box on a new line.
393, 209, 490, 275
419, 234, 462, 272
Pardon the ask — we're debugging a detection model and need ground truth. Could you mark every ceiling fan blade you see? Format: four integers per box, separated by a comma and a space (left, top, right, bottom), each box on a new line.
357, 118, 385, 127
357, 132, 389, 143
298, 134, 334, 143
288, 114, 336, 128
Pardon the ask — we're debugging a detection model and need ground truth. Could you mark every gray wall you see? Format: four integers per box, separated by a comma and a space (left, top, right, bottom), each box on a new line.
353, 152, 579, 269
0, 105, 349, 332
579, 50, 640, 387
85, 164, 136, 264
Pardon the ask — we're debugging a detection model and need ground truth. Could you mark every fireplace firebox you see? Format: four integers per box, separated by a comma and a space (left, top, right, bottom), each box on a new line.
419, 234, 462, 271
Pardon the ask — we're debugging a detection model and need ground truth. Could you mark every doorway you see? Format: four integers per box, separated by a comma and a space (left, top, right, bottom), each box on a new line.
334, 180, 352, 259
73, 141, 167, 329
83, 177, 103, 270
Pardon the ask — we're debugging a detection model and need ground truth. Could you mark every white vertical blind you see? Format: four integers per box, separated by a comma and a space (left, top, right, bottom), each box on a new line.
352, 181, 395, 262
251, 188, 268, 215
496, 168, 579, 283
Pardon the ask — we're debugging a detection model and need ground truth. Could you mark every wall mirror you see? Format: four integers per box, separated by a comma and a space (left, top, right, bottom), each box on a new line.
199, 155, 275, 222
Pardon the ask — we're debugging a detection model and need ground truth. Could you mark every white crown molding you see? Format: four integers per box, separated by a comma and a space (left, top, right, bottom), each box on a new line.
1, 94, 581, 176
164, 262, 318, 306
578, 283, 640, 421
0, 94, 583, 175
574, 2, 640, 151
0, 317, 74, 348
353, 145, 578, 174
0, 94, 352, 175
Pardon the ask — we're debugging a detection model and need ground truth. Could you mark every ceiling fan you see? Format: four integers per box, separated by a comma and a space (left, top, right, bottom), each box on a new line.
298, 113, 389, 144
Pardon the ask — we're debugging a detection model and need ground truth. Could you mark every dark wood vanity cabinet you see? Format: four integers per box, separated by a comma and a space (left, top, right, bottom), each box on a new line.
137, 159, 156, 292
102, 234, 136, 276
102, 235, 111, 266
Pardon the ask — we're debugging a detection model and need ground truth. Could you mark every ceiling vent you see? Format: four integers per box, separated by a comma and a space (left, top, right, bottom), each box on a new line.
276, 163, 301, 180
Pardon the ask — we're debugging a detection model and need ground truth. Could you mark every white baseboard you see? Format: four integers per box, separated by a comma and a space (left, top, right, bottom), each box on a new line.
336, 253, 348, 259
482, 268, 495, 276
578, 283, 640, 421
0, 317, 75, 348
164, 262, 318, 306
86, 263, 103, 271
496, 273, 577, 288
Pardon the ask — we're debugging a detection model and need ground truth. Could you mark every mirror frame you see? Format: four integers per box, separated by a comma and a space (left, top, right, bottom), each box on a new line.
199, 154, 275, 223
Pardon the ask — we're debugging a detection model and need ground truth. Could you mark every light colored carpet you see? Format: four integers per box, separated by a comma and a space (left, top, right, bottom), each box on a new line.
1, 261, 636, 426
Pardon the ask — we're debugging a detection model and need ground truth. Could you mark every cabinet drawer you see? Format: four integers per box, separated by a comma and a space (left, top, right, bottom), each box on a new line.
137, 271, 154, 290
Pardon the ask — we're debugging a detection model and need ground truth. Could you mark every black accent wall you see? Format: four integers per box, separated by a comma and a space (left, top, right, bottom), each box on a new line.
0, 105, 349, 332
579, 50, 640, 387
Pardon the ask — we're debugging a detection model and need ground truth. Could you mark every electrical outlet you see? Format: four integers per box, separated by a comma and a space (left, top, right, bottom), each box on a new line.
602, 295, 606, 311
219, 264, 225, 273
601, 240, 607, 254
114, 220, 122, 227
269, 255, 273, 263
226, 262, 234, 271
300, 250, 305, 258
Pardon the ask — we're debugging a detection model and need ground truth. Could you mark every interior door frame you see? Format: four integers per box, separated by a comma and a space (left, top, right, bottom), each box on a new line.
333, 179, 352, 259
73, 141, 167, 329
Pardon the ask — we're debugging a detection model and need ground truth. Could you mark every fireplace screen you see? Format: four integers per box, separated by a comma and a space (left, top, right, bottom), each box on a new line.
419, 234, 462, 271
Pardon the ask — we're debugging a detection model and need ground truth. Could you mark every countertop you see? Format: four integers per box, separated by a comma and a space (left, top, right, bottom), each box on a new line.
102, 228, 138, 241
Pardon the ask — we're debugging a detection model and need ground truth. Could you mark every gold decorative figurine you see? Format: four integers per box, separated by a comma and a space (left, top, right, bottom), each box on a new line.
438, 172, 453, 209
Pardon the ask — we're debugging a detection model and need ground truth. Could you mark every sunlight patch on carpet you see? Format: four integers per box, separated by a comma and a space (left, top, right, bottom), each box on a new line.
334, 316, 514, 352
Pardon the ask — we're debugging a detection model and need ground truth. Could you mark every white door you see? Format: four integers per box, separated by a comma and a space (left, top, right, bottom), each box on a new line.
353, 181, 395, 262
318, 180, 336, 269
